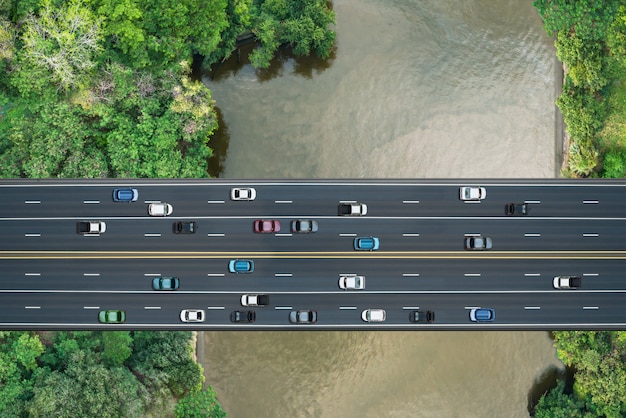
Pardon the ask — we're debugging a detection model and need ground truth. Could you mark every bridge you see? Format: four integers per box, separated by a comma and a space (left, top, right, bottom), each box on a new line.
1, 178, 624, 330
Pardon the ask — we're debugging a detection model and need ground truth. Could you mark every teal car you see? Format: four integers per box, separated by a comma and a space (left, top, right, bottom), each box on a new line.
229, 259, 254, 273
98, 310, 126, 324
354, 237, 380, 251
152, 277, 180, 290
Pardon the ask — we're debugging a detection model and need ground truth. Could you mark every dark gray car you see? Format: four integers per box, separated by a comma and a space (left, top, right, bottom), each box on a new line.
291, 219, 319, 233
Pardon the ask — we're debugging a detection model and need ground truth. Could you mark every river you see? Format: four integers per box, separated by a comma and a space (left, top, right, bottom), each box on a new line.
201, 1, 563, 417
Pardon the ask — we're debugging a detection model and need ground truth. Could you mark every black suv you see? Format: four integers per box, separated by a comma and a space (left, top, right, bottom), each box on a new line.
505, 203, 528, 216
173, 221, 197, 234
230, 310, 256, 323
409, 310, 435, 323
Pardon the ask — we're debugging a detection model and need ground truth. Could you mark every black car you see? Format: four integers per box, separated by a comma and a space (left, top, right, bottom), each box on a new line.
505, 203, 528, 216
409, 310, 435, 323
230, 310, 256, 323
173, 221, 197, 234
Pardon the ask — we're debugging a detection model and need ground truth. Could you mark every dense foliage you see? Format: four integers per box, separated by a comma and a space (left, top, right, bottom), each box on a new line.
534, 0, 626, 178
0, 0, 336, 178
534, 331, 626, 418
0, 331, 224, 417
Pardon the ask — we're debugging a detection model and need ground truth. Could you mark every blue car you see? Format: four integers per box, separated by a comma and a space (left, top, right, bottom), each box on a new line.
228, 259, 254, 273
469, 308, 495, 322
113, 188, 138, 202
353, 237, 380, 251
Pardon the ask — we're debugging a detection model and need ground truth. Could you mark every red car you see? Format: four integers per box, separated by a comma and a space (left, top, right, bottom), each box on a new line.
253, 219, 281, 233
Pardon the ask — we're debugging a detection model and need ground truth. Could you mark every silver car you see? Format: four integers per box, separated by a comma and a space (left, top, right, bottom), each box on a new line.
459, 186, 486, 201
230, 187, 256, 201
148, 202, 173, 216
465, 236, 493, 250
180, 309, 205, 323
361, 309, 386, 322
338, 275, 365, 290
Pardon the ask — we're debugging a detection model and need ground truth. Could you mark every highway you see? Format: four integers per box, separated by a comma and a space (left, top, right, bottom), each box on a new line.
0, 178, 624, 330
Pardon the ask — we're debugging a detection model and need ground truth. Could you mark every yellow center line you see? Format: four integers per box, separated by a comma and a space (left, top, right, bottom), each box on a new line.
1, 251, 625, 259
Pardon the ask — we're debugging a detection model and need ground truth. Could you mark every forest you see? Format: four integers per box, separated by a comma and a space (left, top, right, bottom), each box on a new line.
0, 0, 336, 178
534, 0, 626, 178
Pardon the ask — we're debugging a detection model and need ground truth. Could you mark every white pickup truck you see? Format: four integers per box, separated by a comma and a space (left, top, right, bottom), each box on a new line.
338, 202, 367, 216
77, 221, 106, 236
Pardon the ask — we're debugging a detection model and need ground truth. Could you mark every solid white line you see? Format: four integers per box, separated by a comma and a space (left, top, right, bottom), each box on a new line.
339, 200, 357, 203
275, 200, 292, 204
464, 306, 480, 310
402, 200, 420, 204
144, 233, 161, 237
583, 200, 599, 204
206, 306, 225, 310
339, 306, 357, 310
144, 306, 161, 310
24, 200, 40, 204
463, 201, 481, 204
207, 200, 225, 204
275, 273, 293, 277
464, 233, 480, 237
583, 273, 599, 276
524, 233, 541, 237
582, 306, 599, 310
524, 273, 541, 277
275, 306, 292, 310
25, 273, 41, 276
4, 289, 626, 295
144, 273, 161, 277
83, 273, 100, 277
144, 200, 161, 203
402, 233, 420, 237
83, 306, 100, 310
4, 215, 625, 221
83, 200, 100, 204
583, 233, 599, 237
339, 233, 357, 237
402, 273, 420, 277
5, 181, 626, 187
25, 233, 40, 237
25, 306, 41, 309
525, 200, 541, 204
524, 306, 541, 310
206, 233, 225, 237
206, 273, 225, 277
402, 306, 420, 310
275, 233, 292, 237
464, 273, 481, 277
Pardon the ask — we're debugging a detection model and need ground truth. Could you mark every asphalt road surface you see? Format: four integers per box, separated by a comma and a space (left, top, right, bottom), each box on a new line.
1, 178, 624, 330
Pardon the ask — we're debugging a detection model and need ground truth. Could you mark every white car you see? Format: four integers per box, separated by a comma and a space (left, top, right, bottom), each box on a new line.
180, 309, 205, 323
338, 275, 365, 290
230, 187, 256, 201
361, 309, 386, 322
148, 202, 173, 216
240, 294, 270, 307
459, 186, 486, 201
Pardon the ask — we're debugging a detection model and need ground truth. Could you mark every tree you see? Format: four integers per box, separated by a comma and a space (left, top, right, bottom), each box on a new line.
28, 350, 144, 418
248, 0, 336, 68
101, 331, 133, 367
175, 387, 227, 418
534, 380, 585, 418
21, 0, 102, 90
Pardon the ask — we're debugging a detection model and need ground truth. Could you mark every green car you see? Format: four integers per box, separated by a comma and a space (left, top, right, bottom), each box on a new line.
98, 310, 126, 324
